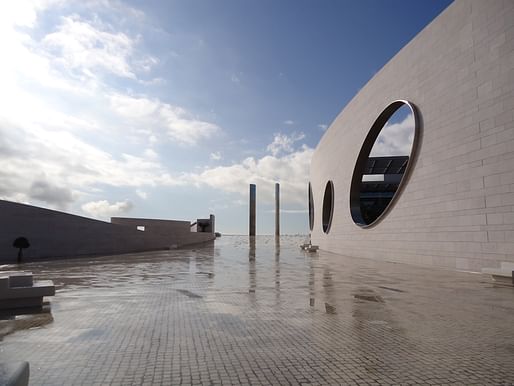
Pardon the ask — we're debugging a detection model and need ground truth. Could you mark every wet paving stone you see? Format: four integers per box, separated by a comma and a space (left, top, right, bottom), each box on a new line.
1, 235, 514, 385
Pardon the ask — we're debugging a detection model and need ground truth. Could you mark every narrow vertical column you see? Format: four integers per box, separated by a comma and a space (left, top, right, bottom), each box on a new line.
209, 214, 215, 234
275, 182, 280, 237
249, 184, 256, 236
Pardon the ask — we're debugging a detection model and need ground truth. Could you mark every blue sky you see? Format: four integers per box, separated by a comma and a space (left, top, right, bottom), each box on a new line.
0, 0, 452, 234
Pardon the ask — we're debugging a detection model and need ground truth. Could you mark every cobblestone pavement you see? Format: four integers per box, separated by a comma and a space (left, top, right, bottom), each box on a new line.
1, 235, 514, 385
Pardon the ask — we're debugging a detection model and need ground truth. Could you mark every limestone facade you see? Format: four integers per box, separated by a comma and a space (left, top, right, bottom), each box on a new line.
309, 0, 514, 271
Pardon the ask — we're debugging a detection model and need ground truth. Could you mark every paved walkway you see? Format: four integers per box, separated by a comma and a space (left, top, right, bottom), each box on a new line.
1, 235, 513, 385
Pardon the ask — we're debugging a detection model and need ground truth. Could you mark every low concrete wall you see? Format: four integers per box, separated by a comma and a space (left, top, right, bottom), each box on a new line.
0, 200, 215, 263
111, 217, 214, 247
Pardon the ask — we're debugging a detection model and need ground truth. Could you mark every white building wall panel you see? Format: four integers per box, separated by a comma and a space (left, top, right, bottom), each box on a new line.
310, 0, 514, 272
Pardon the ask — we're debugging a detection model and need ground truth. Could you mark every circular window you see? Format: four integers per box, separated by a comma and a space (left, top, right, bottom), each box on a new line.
308, 183, 314, 231
322, 180, 334, 233
350, 100, 420, 227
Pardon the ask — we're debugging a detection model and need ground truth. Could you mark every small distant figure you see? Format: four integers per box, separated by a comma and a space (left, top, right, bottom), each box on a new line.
13, 237, 30, 264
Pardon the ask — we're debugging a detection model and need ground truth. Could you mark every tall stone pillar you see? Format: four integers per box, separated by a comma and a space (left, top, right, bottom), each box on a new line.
209, 214, 215, 234
249, 184, 256, 236
275, 183, 280, 237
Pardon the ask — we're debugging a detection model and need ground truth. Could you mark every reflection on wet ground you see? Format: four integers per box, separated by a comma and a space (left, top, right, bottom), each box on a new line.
0, 306, 53, 341
1, 235, 514, 385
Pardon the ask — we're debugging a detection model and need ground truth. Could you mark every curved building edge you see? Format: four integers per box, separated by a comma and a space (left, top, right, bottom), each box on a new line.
310, 0, 514, 272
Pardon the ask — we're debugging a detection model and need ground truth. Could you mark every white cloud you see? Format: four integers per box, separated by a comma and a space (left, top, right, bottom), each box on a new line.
0, 0, 315, 228
42, 15, 156, 80
230, 74, 240, 83
266, 132, 306, 156
283, 120, 294, 125
0, 116, 185, 209
81, 199, 133, 219
143, 148, 158, 159
317, 124, 328, 131
138, 77, 166, 86
188, 144, 313, 206
160, 104, 220, 145
370, 112, 414, 157
0, 0, 225, 212
109, 93, 159, 118
210, 151, 222, 161
0, 1, 61, 30
109, 93, 220, 146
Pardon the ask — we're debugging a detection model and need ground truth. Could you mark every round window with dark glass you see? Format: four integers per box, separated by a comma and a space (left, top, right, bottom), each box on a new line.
350, 100, 420, 227
322, 180, 334, 233
308, 182, 314, 231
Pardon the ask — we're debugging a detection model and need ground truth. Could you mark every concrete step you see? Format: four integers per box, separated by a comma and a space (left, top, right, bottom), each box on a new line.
0, 271, 55, 309
0, 272, 33, 288
0, 281, 55, 300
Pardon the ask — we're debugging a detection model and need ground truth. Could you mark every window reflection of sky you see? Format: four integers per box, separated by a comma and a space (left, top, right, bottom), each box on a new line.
370, 105, 415, 157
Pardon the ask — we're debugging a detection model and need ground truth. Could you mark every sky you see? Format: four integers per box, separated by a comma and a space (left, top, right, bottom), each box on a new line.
370, 105, 415, 157
0, 0, 452, 235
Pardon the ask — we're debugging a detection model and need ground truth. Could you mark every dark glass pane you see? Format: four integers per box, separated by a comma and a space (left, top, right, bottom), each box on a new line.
308, 183, 314, 231
350, 102, 418, 227
322, 181, 334, 233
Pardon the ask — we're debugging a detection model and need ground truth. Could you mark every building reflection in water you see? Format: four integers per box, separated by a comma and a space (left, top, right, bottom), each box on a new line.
309, 258, 316, 307
248, 237, 256, 296
274, 236, 280, 304
0, 305, 53, 341
323, 267, 337, 314
193, 243, 216, 293
249, 236, 256, 261
350, 286, 407, 376
274, 237, 280, 300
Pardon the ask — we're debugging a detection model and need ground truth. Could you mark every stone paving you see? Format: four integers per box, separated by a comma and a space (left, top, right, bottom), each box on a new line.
1, 235, 514, 385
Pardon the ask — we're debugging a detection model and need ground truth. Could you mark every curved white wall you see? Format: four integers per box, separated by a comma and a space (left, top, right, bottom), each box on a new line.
310, 0, 514, 272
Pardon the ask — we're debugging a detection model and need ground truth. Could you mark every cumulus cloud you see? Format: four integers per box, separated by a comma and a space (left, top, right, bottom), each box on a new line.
109, 93, 220, 146
0, 0, 314, 221
42, 15, 142, 79
370, 112, 414, 157
188, 144, 313, 205
0, 1, 66, 31
266, 132, 306, 157
0, 0, 223, 213
81, 200, 133, 219
0, 116, 185, 209
160, 105, 219, 145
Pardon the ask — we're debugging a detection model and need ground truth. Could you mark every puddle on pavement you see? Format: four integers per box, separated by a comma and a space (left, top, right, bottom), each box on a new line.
353, 288, 385, 303
68, 328, 105, 343
196, 271, 214, 277
325, 302, 337, 314
176, 289, 203, 299
354, 294, 384, 303
378, 286, 405, 293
